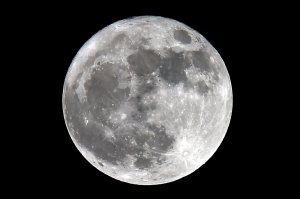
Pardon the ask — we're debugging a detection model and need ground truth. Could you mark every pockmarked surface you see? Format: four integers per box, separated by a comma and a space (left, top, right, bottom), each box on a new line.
62, 16, 233, 185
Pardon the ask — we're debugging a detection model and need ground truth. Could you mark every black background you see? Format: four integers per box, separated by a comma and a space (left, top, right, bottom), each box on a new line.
5, 1, 294, 197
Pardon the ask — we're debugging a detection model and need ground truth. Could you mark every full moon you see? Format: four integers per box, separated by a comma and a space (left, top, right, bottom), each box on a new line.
62, 16, 233, 185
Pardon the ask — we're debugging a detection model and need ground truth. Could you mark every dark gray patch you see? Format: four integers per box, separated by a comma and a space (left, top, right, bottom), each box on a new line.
130, 102, 148, 122
132, 133, 149, 147
159, 51, 190, 85
64, 89, 163, 168
173, 29, 191, 44
88, 126, 144, 166
130, 77, 157, 122
80, 123, 121, 164
191, 50, 212, 72
84, 63, 130, 117
64, 101, 122, 165
184, 80, 210, 95
64, 66, 163, 168
138, 78, 156, 95
115, 127, 145, 144
127, 48, 161, 76
112, 125, 170, 170
114, 134, 143, 155
129, 94, 156, 122
147, 124, 174, 152
113, 128, 153, 169
63, 64, 135, 165
196, 81, 210, 94
134, 157, 152, 169
191, 50, 219, 82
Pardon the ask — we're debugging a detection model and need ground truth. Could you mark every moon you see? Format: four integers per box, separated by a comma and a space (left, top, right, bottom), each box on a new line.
62, 16, 233, 185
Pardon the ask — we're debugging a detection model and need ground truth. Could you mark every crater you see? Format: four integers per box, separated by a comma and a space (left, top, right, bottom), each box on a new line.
98, 161, 104, 167
173, 29, 191, 44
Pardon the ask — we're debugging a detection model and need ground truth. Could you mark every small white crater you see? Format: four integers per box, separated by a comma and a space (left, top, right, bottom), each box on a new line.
121, 113, 127, 120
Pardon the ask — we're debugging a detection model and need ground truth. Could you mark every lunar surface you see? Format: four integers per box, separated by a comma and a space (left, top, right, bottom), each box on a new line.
62, 16, 233, 185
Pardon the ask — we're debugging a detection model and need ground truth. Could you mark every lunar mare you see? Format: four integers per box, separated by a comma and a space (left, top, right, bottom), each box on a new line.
62, 16, 232, 185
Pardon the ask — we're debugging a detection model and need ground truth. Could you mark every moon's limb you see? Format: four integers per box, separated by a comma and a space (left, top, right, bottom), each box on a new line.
62, 16, 233, 185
